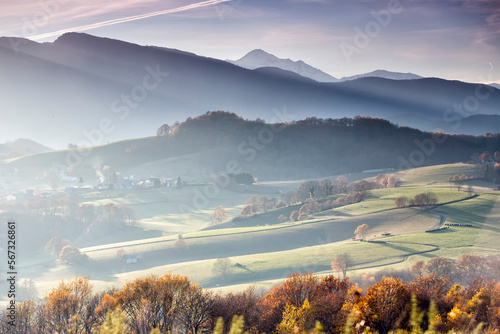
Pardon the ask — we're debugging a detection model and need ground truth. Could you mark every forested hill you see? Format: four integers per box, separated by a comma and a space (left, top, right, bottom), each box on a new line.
124, 112, 500, 180
7, 111, 499, 181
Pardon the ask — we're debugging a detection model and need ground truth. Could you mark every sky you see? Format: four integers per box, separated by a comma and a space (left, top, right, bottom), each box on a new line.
0, 0, 499, 83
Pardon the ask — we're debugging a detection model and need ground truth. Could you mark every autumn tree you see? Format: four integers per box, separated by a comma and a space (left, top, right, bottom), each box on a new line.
395, 196, 408, 208
354, 224, 371, 240
97, 308, 131, 334
298, 213, 308, 221
337, 176, 348, 194
427, 192, 438, 206
95, 294, 119, 322
299, 203, 312, 215
387, 175, 399, 188
425, 257, 455, 278
479, 151, 490, 162
11, 300, 38, 334
283, 190, 299, 205
456, 254, 487, 280
45, 235, 70, 256
331, 253, 352, 279
275, 200, 287, 208
156, 123, 172, 136
495, 163, 500, 185
362, 277, 410, 333
257, 196, 276, 213
76, 203, 97, 225
57, 197, 78, 218
412, 192, 437, 209
40, 276, 98, 333
320, 179, 333, 196
245, 195, 259, 213
352, 179, 373, 193
375, 173, 388, 188
277, 214, 288, 222
212, 205, 228, 225
290, 210, 299, 222
495, 151, 500, 162
121, 205, 138, 224
240, 204, 253, 217
259, 273, 319, 333
410, 260, 426, 277
277, 299, 315, 334
297, 180, 321, 200
113, 273, 196, 333
209, 288, 260, 332
59, 245, 89, 265
178, 288, 213, 333
408, 273, 451, 312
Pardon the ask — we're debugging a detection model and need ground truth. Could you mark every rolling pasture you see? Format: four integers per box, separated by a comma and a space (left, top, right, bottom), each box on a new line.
1, 163, 499, 299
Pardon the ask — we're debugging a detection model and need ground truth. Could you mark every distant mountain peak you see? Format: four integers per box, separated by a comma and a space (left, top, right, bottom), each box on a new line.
227, 49, 424, 84
227, 49, 338, 83
340, 70, 423, 81
489, 83, 500, 91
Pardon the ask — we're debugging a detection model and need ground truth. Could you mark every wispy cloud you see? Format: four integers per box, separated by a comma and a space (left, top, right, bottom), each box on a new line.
28, 0, 232, 40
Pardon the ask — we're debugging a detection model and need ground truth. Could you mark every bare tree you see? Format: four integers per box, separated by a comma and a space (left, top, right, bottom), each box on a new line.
212, 258, 233, 281
467, 185, 474, 197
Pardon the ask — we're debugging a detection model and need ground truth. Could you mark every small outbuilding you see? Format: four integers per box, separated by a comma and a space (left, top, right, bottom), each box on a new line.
122, 254, 138, 264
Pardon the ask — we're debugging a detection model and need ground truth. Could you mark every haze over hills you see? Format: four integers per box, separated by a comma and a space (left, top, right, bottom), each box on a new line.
0, 33, 499, 148
339, 70, 423, 82
0, 138, 52, 159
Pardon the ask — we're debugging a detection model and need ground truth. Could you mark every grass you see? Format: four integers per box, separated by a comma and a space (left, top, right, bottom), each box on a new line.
397, 163, 482, 186
316, 186, 470, 217
49, 239, 437, 292
1, 162, 498, 300
382, 192, 500, 258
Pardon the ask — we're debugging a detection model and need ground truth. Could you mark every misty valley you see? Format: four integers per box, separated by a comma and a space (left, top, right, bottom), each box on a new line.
0, 33, 499, 334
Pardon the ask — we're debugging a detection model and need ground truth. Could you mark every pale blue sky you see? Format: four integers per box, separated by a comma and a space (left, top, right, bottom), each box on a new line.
1, 0, 499, 83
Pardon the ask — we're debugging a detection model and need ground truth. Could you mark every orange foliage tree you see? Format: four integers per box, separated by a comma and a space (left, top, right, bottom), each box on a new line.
354, 224, 371, 240
112, 273, 211, 333
40, 276, 98, 333
362, 277, 410, 333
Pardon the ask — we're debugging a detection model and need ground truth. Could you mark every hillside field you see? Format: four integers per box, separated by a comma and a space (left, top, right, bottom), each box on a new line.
0, 162, 498, 302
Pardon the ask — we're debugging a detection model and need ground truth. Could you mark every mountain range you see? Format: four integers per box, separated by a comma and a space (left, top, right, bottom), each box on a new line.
227, 49, 423, 82
0, 32, 499, 149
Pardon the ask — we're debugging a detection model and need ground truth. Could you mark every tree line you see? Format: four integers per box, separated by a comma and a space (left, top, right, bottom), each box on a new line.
2, 254, 499, 333
237, 174, 399, 222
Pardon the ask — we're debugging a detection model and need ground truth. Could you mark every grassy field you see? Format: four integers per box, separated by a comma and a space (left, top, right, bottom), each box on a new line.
0, 163, 498, 301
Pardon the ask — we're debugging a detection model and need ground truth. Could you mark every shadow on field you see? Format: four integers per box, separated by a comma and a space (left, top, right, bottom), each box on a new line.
379, 242, 424, 254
